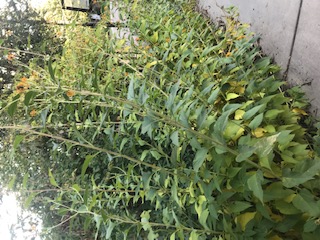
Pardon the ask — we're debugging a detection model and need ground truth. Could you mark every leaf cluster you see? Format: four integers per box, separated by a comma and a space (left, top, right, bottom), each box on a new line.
1, 0, 320, 239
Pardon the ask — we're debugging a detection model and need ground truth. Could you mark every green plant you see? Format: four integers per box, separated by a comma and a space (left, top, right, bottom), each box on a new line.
1, 0, 320, 239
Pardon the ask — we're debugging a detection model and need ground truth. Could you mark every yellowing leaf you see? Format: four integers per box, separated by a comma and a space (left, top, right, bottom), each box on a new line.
226, 93, 239, 101
145, 61, 158, 69
234, 109, 245, 120
235, 86, 245, 94
233, 127, 245, 141
235, 212, 256, 231
292, 108, 308, 116
150, 31, 159, 43
268, 235, 283, 240
270, 213, 283, 222
252, 128, 266, 138
263, 171, 278, 178
284, 194, 296, 203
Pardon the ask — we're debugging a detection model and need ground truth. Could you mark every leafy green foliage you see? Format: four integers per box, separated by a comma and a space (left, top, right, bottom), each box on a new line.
1, 0, 320, 239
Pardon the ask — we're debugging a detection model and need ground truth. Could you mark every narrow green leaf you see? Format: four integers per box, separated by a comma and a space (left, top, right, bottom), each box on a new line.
48, 57, 56, 82
105, 220, 116, 239
8, 175, 17, 190
214, 109, 233, 135
208, 87, 220, 104
127, 77, 135, 100
48, 169, 59, 187
24, 91, 37, 106
199, 209, 210, 229
7, 94, 20, 117
170, 131, 179, 146
247, 170, 264, 203
81, 154, 97, 180
13, 135, 24, 150
170, 232, 175, 240
24, 192, 38, 209
193, 148, 208, 172
41, 108, 49, 127
22, 173, 29, 189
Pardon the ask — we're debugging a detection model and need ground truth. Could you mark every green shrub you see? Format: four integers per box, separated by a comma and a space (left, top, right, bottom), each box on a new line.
2, 0, 320, 239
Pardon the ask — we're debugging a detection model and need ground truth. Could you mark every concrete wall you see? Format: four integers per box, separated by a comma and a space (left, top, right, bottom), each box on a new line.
197, 0, 320, 115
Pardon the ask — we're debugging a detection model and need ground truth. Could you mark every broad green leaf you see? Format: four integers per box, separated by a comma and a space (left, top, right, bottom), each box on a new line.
247, 170, 264, 203
193, 148, 208, 172
150, 150, 162, 160
274, 200, 301, 215
264, 182, 294, 201
304, 219, 318, 232
292, 189, 320, 217
282, 159, 320, 188
248, 112, 264, 129
265, 109, 284, 120
236, 145, 255, 162
48, 169, 59, 187
243, 104, 265, 120
228, 201, 252, 213
189, 230, 199, 240
277, 130, 294, 145
235, 212, 256, 231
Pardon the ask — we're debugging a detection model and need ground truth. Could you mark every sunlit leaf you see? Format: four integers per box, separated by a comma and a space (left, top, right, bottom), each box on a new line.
235, 212, 256, 231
